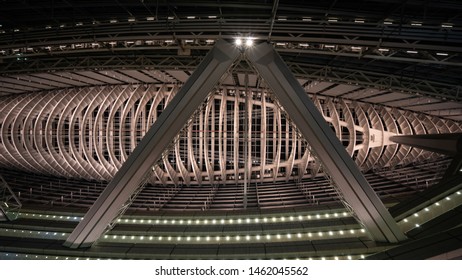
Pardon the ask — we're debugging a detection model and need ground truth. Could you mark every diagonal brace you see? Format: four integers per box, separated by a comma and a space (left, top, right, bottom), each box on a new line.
64, 40, 240, 248
246, 42, 406, 243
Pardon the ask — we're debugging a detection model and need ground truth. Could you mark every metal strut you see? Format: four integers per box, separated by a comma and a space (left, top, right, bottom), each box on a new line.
246, 42, 406, 243
64, 40, 240, 248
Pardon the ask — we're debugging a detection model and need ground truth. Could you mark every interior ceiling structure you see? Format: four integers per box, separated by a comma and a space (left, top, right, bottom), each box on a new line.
0, 0, 462, 260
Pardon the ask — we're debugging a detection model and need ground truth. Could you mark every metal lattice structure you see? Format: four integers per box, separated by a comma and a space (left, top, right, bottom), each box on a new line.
0, 84, 460, 183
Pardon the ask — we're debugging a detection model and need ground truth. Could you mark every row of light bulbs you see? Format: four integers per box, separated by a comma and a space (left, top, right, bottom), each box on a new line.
0, 226, 366, 244
0, 252, 367, 260
20, 210, 351, 225
398, 190, 462, 232
102, 228, 366, 243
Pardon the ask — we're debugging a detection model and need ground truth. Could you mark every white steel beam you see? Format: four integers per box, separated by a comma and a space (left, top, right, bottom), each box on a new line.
246, 42, 406, 243
64, 40, 240, 248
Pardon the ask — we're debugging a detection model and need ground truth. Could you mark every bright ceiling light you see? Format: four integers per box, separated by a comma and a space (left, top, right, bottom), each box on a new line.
235, 38, 242, 46
245, 38, 253, 47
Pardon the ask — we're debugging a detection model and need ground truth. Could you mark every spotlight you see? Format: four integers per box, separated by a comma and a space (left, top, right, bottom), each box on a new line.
235, 38, 242, 46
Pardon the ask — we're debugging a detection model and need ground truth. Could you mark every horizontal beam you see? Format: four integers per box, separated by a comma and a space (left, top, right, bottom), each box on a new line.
390, 133, 462, 156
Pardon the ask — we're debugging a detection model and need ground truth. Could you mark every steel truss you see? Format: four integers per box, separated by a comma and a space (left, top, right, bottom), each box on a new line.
63, 41, 406, 248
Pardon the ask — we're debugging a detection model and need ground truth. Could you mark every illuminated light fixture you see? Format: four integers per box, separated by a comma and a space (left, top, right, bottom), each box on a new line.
266, 234, 271, 240
328, 18, 338, 22
436, 52, 448, 56
208, 15, 217, 19
335, 256, 339, 260
246, 218, 250, 223
307, 215, 312, 220
446, 197, 451, 200
424, 208, 430, 212
325, 213, 330, 218
343, 212, 348, 216
229, 219, 234, 224
329, 231, 333, 236
350, 229, 355, 234
158, 236, 163, 241
334, 213, 338, 217
302, 17, 312, 21
339, 230, 344, 235
187, 16, 196, 19
281, 217, 286, 222
347, 255, 352, 260
272, 217, 277, 222
277, 16, 287, 21
220, 219, 225, 224
254, 218, 259, 223
378, 48, 390, 52
76, 22, 83, 26
128, 18, 135, 22
165, 40, 174, 43
297, 233, 302, 238
131, 236, 135, 240
45, 25, 52, 29
384, 20, 393, 25
206, 236, 210, 241
177, 236, 182, 241
168, 16, 175, 20
110, 19, 118, 23
163, 220, 167, 224
289, 216, 294, 221
415, 224, 420, 228
441, 23, 453, 28
195, 219, 200, 224
316, 214, 320, 219
411, 21, 422, 26
256, 235, 261, 240
212, 219, 216, 224
403, 218, 408, 222
308, 232, 312, 237
238, 218, 242, 224
298, 215, 303, 220
355, 19, 365, 23
235, 38, 243, 46
414, 213, 419, 217
149, 236, 153, 240
436, 202, 440, 206
168, 236, 172, 241
361, 229, 366, 233
204, 220, 208, 224
187, 220, 192, 224
140, 236, 144, 240
236, 236, 241, 241
321, 257, 326, 260
287, 234, 292, 239
277, 234, 281, 239
179, 220, 183, 224
406, 50, 418, 54
457, 191, 461, 195
318, 232, 323, 237
246, 235, 250, 241
216, 236, 220, 241
245, 38, 253, 47
226, 236, 230, 241
146, 17, 155, 21
263, 217, 268, 223
186, 236, 191, 241
351, 46, 362, 51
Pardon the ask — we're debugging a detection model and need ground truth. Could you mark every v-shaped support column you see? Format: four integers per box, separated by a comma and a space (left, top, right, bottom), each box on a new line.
246, 42, 406, 243
64, 40, 240, 248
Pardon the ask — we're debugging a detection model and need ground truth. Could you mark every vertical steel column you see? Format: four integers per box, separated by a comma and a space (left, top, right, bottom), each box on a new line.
64, 40, 240, 248
246, 42, 406, 243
